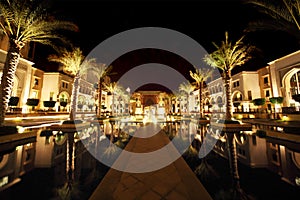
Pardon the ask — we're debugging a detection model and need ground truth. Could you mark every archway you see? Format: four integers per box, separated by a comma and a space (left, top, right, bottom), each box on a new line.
282, 67, 300, 108
58, 91, 70, 112
232, 90, 243, 112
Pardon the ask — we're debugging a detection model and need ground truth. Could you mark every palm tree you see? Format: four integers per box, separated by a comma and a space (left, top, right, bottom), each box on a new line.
48, 48, 95, 121
89, 63, 113, 118
203, 31, 255, 121
190, 68, 214, 119
203, 32, 255, 200
0, 0, 78, 127
103, 82, 119, 116
172, 90, 181, 115
179, 81, 195, 116
244, 0, 300, 42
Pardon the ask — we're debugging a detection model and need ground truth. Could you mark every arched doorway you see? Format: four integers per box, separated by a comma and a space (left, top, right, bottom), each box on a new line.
282, 68, 300, 109
58, 92, 70, 112
232, 91, 243, 112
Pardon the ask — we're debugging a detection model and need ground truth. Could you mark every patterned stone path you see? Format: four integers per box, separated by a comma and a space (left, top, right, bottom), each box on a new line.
89, 126, 212, 200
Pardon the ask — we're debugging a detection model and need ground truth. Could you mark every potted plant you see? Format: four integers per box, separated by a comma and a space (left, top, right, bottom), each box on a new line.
26, 98, 40, 111
8, 96, 19, 107
43, 100, 56, 111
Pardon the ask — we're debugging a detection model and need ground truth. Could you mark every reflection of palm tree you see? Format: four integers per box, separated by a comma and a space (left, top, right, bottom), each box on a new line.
54, 133, 83, 200
0, 0, 78, 126
48, 48, 95, 120
204, 32, 255, 199
179, 82, 195, 115
190, 68, 213, 119
195, 126, 219, 183
194, 157, 219, 182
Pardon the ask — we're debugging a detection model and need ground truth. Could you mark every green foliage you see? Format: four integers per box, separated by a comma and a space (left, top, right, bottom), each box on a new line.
252, 98, 266, 106
269, 97, 284, 104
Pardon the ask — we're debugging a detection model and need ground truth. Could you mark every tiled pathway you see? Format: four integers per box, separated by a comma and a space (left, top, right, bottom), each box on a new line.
89, 124, 212, 200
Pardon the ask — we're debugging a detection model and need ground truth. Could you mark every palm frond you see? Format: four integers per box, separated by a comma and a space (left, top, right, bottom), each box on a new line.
0, 0, 78, 48
48, 47, 85, 76
244, 0, 300, 32
190, 68, 214, 84
203, 31, 254, 72
179, 81, 195, 94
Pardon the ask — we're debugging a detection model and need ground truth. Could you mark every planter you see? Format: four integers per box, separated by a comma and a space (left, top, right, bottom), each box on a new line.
0, 126, 18, 135
292, 94, 300, 103
26, 98, 39, 106
43, 101, 56, 108
62, 120, 83, 124
60, 101, 68, 107
8, 96, 19, 106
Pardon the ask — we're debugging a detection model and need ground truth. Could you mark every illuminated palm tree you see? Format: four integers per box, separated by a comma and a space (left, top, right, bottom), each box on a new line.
244, 0, 300, 41
173, 90, 184, 115
90, 64, 114, 118
103, 82, 119, 116
0, 0, 78, 127
204, 31, 255, 121
203, 32, 255, 200
179, 82, 195, 116
48, 48, 95, 121
116, 86, 129, 116
190, 68, 213, 119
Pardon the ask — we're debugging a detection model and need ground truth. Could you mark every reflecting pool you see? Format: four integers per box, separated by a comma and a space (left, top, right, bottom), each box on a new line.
0, 120, 300, 199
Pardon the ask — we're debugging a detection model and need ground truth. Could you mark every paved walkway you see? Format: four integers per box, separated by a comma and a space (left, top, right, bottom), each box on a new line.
89, 124, 212, 200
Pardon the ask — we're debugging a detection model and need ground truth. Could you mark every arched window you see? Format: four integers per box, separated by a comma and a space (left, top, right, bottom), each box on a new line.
290, 71, 300, 95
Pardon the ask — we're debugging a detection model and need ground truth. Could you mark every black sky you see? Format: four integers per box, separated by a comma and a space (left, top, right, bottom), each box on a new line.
35, 0, 299, 78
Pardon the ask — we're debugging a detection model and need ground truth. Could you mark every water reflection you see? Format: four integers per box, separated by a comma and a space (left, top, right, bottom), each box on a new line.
0, 120, 300, 199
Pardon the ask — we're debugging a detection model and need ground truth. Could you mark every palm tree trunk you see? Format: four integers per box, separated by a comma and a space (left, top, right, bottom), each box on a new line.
97, 78, 102, 117
112, 93, 115, 116
224, 71, 233, 120
70, 75, 79, 121
0, 41, 22, 126
199, 82, 203, 118
187, 94, 190, 115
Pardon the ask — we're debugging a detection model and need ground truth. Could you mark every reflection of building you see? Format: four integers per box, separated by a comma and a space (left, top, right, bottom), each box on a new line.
214, 134, 268, 168
0, 142, 36, 192
265, 138, 300, 187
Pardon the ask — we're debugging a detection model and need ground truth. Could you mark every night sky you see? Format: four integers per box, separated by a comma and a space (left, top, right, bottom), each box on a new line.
34, 0, 299, 81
